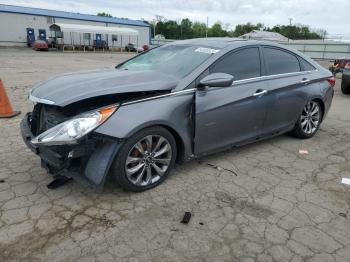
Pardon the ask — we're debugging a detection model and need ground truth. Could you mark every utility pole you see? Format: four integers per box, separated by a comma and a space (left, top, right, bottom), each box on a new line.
206, 16, 209, 38
288, 17, 293, 42
153, 22, 156, 39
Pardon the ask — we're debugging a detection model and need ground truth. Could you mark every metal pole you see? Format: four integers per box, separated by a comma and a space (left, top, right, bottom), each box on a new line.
154, 22, 156, 38
206, 16, 208, 38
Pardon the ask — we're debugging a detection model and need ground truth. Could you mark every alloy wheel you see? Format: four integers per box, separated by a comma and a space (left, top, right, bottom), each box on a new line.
125, 135, 172, 186
300, 101, 320, 135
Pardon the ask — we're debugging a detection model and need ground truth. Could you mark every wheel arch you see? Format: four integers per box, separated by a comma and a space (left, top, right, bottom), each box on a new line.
124, 122, 187, 163
311, 97, 325, 122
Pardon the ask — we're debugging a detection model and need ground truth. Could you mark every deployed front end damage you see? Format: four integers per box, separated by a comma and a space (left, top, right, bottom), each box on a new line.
20, 90, 171, 188
20, 105, 117, 188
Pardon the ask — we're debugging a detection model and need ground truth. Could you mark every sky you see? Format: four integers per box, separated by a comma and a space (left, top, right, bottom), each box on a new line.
1, 0, 350, 38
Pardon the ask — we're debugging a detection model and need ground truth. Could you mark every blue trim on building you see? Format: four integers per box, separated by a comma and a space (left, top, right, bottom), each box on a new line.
0, 4, 150, 28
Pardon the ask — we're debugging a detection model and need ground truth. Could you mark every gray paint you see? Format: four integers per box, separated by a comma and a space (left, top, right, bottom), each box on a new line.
27, 38, 334, 184
30, 69, 179, 106
95, 90, 195, 161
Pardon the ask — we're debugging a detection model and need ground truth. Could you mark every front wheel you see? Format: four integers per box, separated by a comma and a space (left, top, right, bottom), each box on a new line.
291, 100, 323, 139
111, 126, 177, 192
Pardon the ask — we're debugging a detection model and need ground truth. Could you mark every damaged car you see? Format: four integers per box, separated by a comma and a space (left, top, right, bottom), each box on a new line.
21, 38, 334, 192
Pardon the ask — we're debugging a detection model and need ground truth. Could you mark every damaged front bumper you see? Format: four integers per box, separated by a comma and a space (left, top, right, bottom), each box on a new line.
20, 113, 120, 188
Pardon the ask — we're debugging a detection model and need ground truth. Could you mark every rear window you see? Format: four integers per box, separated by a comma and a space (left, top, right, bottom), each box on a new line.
263, 47, 300, 75
299, 57, 316, 71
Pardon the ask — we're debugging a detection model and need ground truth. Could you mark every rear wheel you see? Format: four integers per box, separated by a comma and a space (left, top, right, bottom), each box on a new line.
291, 100, 323, 139
341, 80, 350, 94
111, 126, 177, 192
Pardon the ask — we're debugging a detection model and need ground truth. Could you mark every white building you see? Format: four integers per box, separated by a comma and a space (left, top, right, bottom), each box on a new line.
240, 30, 289, 42
0, 4, 151, 48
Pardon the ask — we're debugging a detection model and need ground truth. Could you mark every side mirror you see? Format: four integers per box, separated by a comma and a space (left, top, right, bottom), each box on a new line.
199, 73, 234, 88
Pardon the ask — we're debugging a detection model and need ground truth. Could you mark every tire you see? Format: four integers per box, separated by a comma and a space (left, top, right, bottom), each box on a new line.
291, 100, 323, 139
111, 126, 177, 192
341, 80, 350, 94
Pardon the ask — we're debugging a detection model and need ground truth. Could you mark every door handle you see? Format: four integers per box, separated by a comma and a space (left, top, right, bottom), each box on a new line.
300, 78, 310, 84
253, 89, 267, 97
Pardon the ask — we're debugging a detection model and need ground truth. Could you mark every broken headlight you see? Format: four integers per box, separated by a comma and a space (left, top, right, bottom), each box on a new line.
31, 105, 118, 146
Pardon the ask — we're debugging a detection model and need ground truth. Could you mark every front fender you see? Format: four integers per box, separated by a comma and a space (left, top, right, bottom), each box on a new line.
94, 91, 195, 160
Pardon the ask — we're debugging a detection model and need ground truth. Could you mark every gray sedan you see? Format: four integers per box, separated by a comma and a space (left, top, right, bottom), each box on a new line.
21, 38, 334, 192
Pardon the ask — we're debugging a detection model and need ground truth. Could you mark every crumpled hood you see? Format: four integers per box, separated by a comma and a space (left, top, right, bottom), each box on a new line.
30, 68, 179, 106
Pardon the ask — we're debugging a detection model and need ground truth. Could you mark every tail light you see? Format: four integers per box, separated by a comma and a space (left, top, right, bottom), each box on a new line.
327, 76, 336, 87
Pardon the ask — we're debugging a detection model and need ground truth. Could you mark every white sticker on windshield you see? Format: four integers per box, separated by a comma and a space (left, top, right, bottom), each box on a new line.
195, 47, 220, 54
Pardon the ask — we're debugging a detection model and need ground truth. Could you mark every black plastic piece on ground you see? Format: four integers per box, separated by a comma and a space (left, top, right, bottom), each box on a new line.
47, 176, 72, 189
338, 212, 347, 218
181, 212, 192, 224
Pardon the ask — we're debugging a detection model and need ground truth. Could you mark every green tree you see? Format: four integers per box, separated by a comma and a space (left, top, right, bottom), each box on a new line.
232, 22, 264, 37
180, 18, 193, 39
208, 22, 228, 37
97, 12, 112, 17
192, 22, 207, 38
147, 17, 325, 41
269, 25, 324, 40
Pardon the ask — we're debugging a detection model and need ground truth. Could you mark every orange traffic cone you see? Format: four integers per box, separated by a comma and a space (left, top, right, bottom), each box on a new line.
0, 79, 20, 118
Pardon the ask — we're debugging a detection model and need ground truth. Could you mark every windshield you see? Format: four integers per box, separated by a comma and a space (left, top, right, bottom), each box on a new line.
117, 44, 219, 78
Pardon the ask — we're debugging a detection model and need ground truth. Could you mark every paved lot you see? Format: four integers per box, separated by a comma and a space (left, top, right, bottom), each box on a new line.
0, 48, 350, 262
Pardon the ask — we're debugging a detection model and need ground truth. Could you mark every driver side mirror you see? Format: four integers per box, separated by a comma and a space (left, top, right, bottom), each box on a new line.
199, 73, 234, 88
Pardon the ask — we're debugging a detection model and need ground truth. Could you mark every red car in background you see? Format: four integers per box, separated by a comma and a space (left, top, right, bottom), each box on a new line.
335, 58, 350, 68
32, 40, 49, 51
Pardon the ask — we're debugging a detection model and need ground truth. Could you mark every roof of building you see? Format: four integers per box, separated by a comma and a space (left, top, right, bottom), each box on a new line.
0, 4, 149, 27
240, 30, 289, 42
50, 23, 139, 35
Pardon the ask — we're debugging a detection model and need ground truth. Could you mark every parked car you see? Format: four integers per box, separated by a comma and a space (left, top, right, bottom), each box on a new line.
21, 38, 334, 192
341, 67, 350, 94
125, 43, 136, 52
136, 46, 144, 53
334, 58, 350, 69
32, 40, 49, 51
142, 45, 150, 51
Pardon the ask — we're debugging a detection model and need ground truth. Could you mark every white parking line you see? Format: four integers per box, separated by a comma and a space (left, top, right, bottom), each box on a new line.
341, 178, 350, 186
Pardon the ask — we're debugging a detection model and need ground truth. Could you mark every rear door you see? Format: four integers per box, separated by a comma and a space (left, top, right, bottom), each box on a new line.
194, 46, 271, 155
261, 47, 314, 134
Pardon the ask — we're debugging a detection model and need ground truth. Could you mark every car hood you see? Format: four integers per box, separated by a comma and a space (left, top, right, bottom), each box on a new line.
30, 68, 179, 106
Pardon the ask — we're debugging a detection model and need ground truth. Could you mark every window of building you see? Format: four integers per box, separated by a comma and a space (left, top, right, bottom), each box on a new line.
83, 33, 91, 40
47, 17, 54, 24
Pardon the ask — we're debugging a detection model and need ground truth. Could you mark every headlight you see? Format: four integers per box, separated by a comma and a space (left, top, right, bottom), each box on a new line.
31, 104, 118, 146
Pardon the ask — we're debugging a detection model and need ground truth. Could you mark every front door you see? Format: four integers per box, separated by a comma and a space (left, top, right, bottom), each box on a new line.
26, 28, 35, 45
96, 34, 102, 46
194, 47, 271, 155
38, 29, 46, 41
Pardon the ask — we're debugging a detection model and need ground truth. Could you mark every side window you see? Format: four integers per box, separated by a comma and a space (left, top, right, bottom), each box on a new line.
210, 47, 261, 81
263, 47, 300, 75
299, 57, 316, 71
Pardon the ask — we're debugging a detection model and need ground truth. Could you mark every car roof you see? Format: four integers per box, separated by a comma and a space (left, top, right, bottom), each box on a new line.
170, 37, 289, 49
170, 38, 247, 48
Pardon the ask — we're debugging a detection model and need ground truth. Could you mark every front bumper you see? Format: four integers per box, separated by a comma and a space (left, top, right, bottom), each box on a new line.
20, 113, 120, 187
